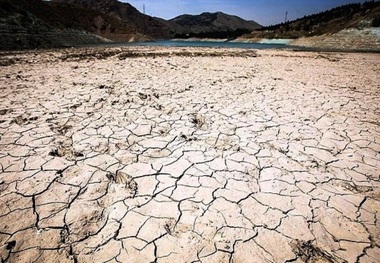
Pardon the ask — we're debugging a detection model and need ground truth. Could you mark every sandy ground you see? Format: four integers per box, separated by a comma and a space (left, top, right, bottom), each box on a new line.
0, 47, 379, 263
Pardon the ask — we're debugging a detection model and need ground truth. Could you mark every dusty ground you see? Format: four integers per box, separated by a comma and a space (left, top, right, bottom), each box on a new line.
0, 47, 379, 263
291, 28, 380, 52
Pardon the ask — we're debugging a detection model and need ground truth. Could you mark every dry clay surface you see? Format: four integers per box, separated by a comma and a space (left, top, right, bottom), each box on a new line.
0, 47, 379, 263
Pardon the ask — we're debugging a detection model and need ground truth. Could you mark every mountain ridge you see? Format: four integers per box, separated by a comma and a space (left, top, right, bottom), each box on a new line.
169, 11, 261, 39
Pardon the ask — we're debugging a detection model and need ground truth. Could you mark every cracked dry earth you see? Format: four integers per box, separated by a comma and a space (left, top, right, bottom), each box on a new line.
0, 46, 379, 263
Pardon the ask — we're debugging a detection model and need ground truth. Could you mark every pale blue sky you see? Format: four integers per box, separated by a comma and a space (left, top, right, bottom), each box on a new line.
122, 0, 367, 25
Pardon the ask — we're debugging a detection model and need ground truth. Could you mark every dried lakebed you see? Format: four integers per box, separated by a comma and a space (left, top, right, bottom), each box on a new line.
0, 47, 379, 262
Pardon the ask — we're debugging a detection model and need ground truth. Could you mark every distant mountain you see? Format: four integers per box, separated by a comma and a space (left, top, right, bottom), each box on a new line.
243, 1, 380, 39
53, 1, 260, 40
168, 12, 262, 39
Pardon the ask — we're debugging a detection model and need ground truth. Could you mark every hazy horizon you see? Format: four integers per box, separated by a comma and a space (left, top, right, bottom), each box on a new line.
122, 0, 369, 25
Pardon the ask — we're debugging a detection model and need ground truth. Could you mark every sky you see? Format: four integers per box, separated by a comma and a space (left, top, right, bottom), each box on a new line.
122, 0, 368, 26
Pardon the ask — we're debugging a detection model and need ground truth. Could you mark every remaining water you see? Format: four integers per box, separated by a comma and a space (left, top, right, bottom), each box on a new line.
96, 40, 292, 49
126, 40, 291, 49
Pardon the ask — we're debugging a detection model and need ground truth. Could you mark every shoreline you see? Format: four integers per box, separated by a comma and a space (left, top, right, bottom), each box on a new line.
1, 40, 380, 55
2, 26, 380, 53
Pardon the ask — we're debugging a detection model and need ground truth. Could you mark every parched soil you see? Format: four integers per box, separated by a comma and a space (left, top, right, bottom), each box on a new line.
0, 47, 379, 262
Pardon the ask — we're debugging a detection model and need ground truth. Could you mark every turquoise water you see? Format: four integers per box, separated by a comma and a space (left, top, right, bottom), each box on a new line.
90, 39, 301, 50
127, 40, 291, 49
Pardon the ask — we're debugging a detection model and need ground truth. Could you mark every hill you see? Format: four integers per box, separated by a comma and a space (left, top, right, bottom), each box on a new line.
169, 12, 261, 39
52, 0, 173, 40
0, 0, 109, 49
0, 0, 175, 50
244, 1, 380, 39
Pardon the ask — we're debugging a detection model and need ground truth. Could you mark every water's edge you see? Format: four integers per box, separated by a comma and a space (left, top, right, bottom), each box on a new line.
73, 39, 380, 54
91, 40, 293, 50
